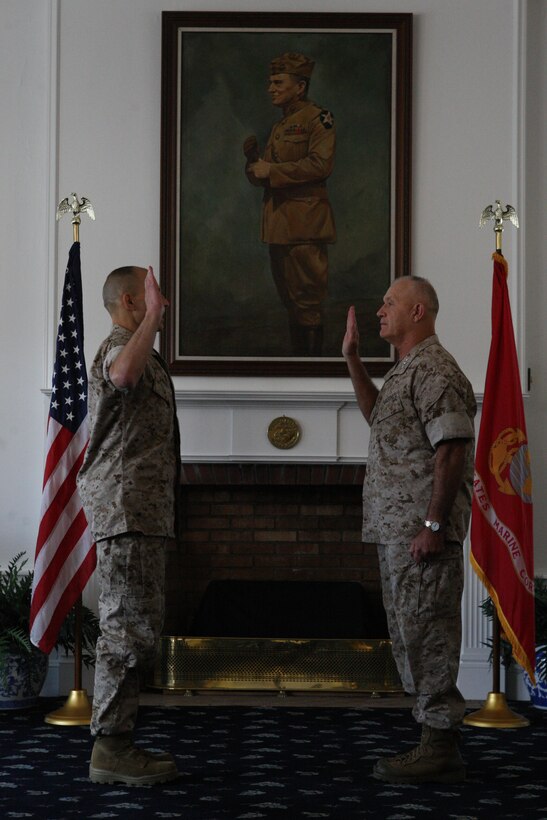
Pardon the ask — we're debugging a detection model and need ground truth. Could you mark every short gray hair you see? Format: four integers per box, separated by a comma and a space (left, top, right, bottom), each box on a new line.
401, 275, 439, 316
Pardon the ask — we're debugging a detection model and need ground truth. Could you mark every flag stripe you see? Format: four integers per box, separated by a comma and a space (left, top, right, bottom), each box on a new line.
30, 242, 96, 655
32, 538, 96, 652
42, 418, 89, 493
31, 507, 90, 614
33, 490, 87, 580
35, 445, 87, 555
42, 421, 73, 489
39, 419, 89, 516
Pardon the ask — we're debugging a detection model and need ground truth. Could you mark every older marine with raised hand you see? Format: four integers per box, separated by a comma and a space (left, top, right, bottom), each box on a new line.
343, 276, 476, 784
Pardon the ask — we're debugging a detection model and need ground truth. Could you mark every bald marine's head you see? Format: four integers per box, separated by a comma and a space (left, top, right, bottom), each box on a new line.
103, 266, 146, 313
102, 266, 147, 331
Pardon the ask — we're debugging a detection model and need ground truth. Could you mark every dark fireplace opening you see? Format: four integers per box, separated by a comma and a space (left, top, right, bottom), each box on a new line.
164, 464, 383, 638
189, 579, 388, 639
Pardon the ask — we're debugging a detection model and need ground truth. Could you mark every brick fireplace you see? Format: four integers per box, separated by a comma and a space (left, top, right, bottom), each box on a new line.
164, 463, 381, 635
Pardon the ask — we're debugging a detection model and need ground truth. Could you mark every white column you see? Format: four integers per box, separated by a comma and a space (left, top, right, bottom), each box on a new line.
458, 535, 495, 699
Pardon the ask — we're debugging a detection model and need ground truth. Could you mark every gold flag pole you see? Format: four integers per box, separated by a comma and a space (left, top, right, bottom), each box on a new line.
45, 194, 96, 727
478, 199, 519, 257
464, 200, 528, 729
55, 192, 95, 244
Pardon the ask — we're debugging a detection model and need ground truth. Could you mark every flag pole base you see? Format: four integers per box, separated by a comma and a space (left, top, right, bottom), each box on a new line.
45, 689, 92, 726
464, 691, 529, 728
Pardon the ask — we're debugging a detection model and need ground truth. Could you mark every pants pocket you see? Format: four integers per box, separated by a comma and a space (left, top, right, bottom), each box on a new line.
415, 554, 463, 621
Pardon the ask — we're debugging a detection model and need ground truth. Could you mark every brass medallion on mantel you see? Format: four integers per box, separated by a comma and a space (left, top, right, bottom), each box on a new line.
267, 416, 301, 450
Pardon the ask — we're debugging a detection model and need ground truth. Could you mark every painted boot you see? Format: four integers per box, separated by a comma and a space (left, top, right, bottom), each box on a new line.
89, 733, 179, 786
372, 725, 465, 784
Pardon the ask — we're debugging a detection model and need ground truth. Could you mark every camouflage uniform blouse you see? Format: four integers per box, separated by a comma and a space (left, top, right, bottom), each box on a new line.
77, 325, 179, 541
362, 334, 476, 545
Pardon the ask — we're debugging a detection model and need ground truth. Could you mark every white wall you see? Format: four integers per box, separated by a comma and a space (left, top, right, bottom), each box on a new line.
0, 0, 51, 556
1, 2, 546, 693
55, 0, 519, 391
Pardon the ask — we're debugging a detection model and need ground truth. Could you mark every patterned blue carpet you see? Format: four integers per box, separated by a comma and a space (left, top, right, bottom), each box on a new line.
0, 699, 546, 818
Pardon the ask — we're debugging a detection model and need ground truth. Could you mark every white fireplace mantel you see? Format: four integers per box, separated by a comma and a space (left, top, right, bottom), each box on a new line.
174, 389, 486, 465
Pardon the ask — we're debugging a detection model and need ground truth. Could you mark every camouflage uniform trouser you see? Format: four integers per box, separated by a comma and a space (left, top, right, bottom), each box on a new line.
91, 534, 166, 737
269, 243, 328, 328
378, 542, 466, 729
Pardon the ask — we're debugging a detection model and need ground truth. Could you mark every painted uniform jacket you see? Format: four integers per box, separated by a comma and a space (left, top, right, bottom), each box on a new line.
77, 324, 180, 541
247, 99, 336, 245
362, 334, 477, 545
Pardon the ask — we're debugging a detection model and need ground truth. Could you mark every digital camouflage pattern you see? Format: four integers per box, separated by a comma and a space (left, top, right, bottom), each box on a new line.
77, 324, 178, 540
91, 534, 166, 737
378, 541, 466, 729
364, 334, 475, 729
77, 324, 179, 738
363, 334, 477, 545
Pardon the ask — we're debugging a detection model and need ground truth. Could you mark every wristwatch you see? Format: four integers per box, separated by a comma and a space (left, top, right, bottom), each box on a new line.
424, 519, 442, 533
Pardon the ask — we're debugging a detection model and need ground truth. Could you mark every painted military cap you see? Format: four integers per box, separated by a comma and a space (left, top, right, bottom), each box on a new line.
270, 52, 315, 78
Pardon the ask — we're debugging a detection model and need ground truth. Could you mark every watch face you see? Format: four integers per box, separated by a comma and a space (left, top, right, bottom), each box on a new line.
430, 521, 440, 532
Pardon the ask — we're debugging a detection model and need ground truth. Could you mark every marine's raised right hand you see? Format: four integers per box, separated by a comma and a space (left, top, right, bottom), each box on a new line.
342, 305, 360, 358
145, 266, 169, 329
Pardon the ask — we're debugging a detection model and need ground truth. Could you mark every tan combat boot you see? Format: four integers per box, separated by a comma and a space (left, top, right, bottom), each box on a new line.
93, 731, 175, 763
372, 725, 465, 784
90, 733, 179, 786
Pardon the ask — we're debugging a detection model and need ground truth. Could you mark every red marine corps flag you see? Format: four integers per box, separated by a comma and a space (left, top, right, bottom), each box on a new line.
30, 241, 96, 654
470, 252, 535, 682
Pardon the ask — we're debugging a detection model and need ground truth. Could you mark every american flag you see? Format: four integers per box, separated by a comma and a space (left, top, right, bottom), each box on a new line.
30, 242, 96, 654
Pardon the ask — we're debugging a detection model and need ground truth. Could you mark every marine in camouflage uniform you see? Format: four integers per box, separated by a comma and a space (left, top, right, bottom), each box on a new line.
244, 52, 336, 356
343, 276, 476, 785
77, 266, 180, 785
365, 335, 476, 729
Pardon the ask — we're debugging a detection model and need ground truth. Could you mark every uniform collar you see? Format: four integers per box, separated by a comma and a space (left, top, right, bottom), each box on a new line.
110, 324, 134, 343
385, 334, 440, 380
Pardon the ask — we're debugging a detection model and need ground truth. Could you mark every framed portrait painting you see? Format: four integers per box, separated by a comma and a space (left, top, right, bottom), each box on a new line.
160, 12, 412, 376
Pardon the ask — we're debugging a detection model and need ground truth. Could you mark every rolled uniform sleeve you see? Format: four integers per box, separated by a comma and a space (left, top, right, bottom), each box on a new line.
362, 335, 476, 545
77, 325, 178, 541
102, 345, 127, 392
413, 376, 476, 449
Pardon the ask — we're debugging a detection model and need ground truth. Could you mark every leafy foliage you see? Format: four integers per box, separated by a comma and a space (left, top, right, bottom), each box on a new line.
480, 576, 547, 680
0, 553, 34, 661
0, 552, 100, 673
54, 605, 100, 670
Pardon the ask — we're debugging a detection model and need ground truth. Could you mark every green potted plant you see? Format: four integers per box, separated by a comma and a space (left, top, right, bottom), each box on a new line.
480, 576, 547, 709
0, 552, 100, 709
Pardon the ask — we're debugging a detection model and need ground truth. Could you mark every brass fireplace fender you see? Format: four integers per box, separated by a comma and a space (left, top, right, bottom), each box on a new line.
152, 636, 403, 695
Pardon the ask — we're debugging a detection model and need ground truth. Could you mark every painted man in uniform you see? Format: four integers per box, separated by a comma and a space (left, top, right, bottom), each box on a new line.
343, 277, 476, 784
244, 52, 336, 356
77, 266, 180, 786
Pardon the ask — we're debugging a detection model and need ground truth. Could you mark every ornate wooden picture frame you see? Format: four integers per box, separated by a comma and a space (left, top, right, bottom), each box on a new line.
161, 11, 412, 376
